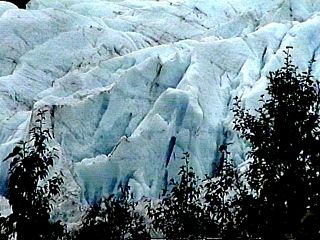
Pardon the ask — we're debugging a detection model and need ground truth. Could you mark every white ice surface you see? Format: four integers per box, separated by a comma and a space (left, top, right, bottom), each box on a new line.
1, 0, 320, 219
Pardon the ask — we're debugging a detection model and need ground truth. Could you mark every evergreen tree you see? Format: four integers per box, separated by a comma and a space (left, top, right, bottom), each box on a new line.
147, 152, 207, 240
233, 46, 320, 239
74, 185, 150, 240
3, 109, 64, 240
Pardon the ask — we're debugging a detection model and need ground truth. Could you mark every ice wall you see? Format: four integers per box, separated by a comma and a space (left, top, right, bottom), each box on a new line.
1, 0, 320, 207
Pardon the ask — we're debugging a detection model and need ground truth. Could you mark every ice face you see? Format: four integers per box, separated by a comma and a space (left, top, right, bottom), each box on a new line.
1, 0, 320, 207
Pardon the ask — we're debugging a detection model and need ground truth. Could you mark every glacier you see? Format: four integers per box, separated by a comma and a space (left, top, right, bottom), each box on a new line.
1, 0, 320, 220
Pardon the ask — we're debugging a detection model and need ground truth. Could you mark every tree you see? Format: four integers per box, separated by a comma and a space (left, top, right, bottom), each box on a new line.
3, 109, 64, 240
204, 145, 257, 239
6, 0, 29, 9
0, 213, 14, 240
233, 46, 320, 239
74, 185, 150, 240
204, 146, 235, 239
147, 152, 207, 240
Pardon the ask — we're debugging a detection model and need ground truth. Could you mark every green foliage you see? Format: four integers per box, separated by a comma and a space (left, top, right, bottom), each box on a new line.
74, 185, 150, 240
233, 46, 320, 239
147, 152, 207, 240
2, 109, 64, 240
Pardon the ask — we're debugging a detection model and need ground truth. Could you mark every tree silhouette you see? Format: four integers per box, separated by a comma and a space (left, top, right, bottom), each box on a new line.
5, 0, 30, 9
3, 109, 64, 240
74, 185, 150, 240
204, 147, 234, 239
147, 152, 207, 240
204, 145, 257, 239
233, 46, 320, 239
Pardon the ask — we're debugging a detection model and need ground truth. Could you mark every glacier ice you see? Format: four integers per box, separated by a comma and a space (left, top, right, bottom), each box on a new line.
1, 0, 320, 221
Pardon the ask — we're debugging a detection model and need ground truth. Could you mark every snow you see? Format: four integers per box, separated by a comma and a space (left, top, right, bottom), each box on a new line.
1, 0, 320, 220
0, 1, 17, 17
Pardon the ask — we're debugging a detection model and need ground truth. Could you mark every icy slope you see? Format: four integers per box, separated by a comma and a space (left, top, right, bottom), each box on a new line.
1, 0, 320, 206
